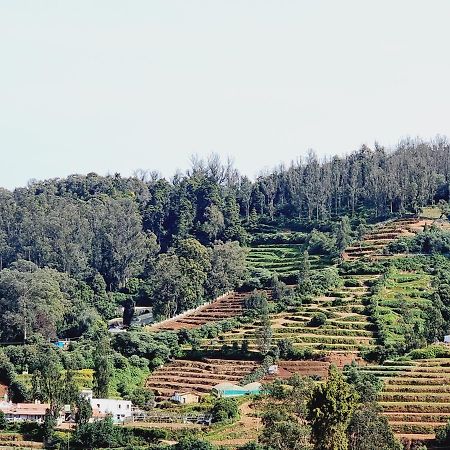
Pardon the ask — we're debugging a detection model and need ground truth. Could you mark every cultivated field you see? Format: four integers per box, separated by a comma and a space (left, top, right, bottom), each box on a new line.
145, 216, 450, 445
359, 358, 450, 442
247, 243, 331, 280
343, 217, 421, 260
146, 358, 259, 400
148, 292, 247, 331
204, 272, 378, 356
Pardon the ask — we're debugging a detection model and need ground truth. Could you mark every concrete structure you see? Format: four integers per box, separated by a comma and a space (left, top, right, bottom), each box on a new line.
212, 382, 262, 398
81, 389, 132, 423
171, 392, 200, 404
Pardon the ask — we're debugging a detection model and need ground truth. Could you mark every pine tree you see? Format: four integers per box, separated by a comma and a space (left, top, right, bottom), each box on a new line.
308, 366, 358, 450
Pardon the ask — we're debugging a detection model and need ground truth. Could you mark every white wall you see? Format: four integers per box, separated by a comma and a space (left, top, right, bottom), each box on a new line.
91, 398, 132, 422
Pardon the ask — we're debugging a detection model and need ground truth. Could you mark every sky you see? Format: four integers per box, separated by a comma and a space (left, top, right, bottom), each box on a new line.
1, 1, 450, 189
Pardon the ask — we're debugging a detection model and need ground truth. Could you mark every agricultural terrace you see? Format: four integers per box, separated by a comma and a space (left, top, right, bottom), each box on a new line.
203, 272, 379, 356
247, 229, 332, 281
145, 358, 259, 400
372, 267, 432, 349
148, 292, 248, 331
344, 217, 431, 260
143, 215, 450, 445
358, 358, 450, 442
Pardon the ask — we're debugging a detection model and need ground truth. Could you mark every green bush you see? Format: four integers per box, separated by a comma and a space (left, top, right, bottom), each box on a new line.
407, 345, 450, 360
309, 313, 327, 327
211, 398, 239, 423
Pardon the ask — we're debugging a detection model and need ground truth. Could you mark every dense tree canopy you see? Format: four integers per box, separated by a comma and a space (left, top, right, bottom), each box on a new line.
0, 139, 449, 342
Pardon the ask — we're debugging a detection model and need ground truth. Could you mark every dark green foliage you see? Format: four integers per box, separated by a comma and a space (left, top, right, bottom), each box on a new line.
259, 374, 314, 450
93, 335, 113, 398
388, 227, 450, 255
73, 417, 120, 449
340, 260, 387, 276
75, 395, 93, 426
260, 416, 311, 450
244, 290, 269, 317
113, 331, 179, 368
306, 230, 335, 255
437, 419, 450, 445
238, 443, 265, 450
256, 314, 273, 355
174, 438, 215, 450
308, 366, 358, 450
42, 411, 56, 445
127, 386, 155, 409
347, 404, 402, 450
0, 411, 7, 430
211, 398, 239, 423
344, 363, 383, 403
335, 216, 352, 254
0, 350, 27, 402
309, 312, 327, 327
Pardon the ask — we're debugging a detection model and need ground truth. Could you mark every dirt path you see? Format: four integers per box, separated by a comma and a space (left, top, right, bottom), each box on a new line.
210, 401, 261, 448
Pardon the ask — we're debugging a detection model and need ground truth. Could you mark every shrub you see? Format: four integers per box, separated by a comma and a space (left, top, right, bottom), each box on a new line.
309, 313, 327, 327
211, 398, 239, 423
407, 345, 450, 360
306, 230, 335, 255
343, 278, 362, 287
244, 290, 269, 317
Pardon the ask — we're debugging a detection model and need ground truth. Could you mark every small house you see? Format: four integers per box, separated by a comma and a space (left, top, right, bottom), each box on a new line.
171, 392, 200, 404
81, 389, 132, 423
212, 382, 262, 398
0, 402, 64, 425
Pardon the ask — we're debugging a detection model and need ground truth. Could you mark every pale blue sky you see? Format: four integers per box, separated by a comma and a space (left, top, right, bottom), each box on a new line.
1, 1, 450, 189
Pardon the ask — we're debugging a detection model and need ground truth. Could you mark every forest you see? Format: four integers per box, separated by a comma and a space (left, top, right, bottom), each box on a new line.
0, 137, 449, 344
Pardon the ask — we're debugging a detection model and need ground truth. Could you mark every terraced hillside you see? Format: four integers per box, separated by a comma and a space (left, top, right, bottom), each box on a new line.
264, 355, 365, 381
344, 217, 424, 260
145, 215, 450, 445
247, 230, 331, 280
149, 292, 247, 331
358, 358, 450, 441
204, 272, 378, 356
146, 358, 259, 400
374, 268, 432, 349
247, 244, 330, 278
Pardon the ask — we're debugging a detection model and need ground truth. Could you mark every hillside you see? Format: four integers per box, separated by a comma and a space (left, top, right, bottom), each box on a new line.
2, 147, 450, 449
139, 213, 450, 448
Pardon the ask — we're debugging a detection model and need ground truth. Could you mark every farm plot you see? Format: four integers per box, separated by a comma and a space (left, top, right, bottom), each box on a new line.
264, 354, 365, 382
146, 358, 260, 400
148, 292, 247, 331
247, 244, 330, 278
205, 273, 379, 357
343, 217, 435, 260
358, 358, 450, 441
374, 269, 432, 348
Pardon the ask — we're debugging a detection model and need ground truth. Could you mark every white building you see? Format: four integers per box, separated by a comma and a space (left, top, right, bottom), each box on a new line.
0, 401, 64, 425
81, 390, 132, 423
171, 392, 200, 404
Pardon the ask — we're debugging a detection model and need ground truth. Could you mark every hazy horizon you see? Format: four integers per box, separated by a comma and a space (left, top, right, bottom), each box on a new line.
2, 1, 450, 189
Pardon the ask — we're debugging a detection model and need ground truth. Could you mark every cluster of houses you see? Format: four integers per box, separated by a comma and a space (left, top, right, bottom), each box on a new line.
0, 388, 132, 425
0, 368, 269, 425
